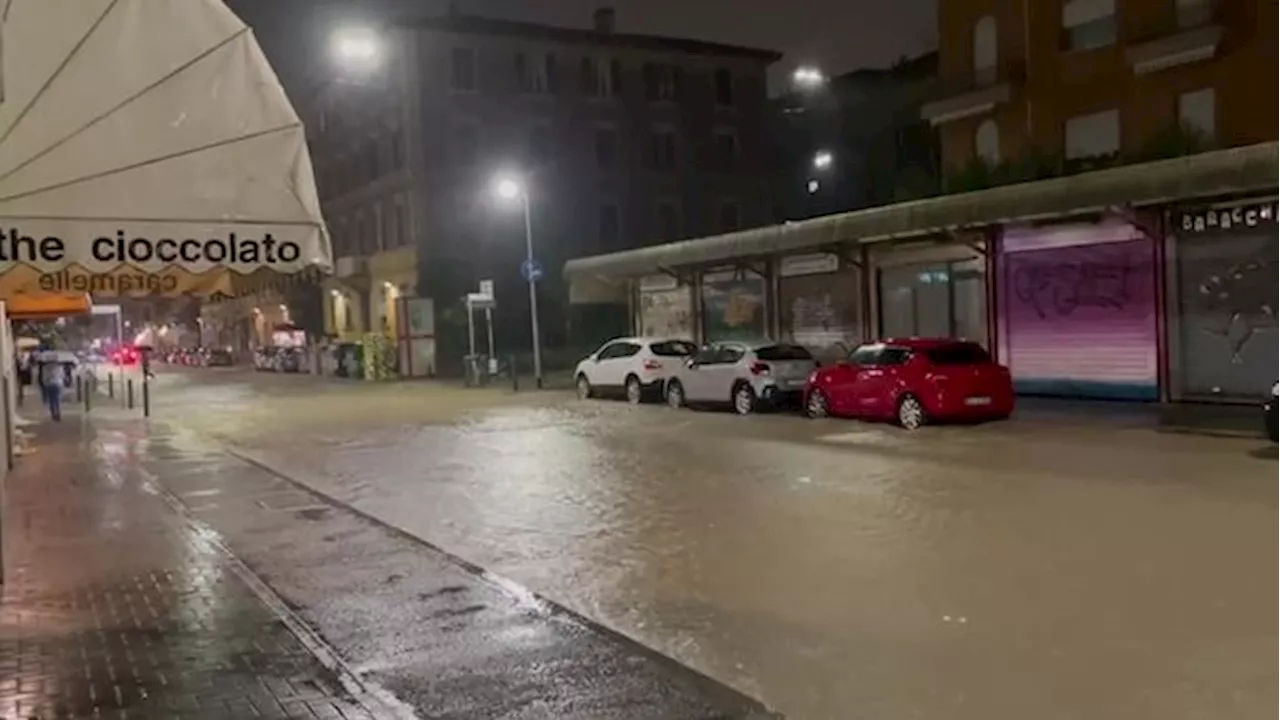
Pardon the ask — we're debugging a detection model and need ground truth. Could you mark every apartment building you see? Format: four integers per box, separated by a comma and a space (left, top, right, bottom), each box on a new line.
923, 0, 1276, 170
301, 8, 781, 376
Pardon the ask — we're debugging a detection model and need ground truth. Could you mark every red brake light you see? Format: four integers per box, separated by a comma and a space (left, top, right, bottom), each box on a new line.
642, 358, 662, 371
749, 361, 770, 376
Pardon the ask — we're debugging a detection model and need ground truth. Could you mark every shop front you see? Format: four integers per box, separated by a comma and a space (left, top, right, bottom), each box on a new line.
636, 274, 694, 339
777, 253, 864, 363
874, 241, 987, 345
1166, 198, 1278, 403
701, 268, 767, 342
997, 218, 1158, 400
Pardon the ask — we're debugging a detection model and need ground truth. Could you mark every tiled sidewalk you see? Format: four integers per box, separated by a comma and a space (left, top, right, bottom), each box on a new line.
0, 419, 382, 719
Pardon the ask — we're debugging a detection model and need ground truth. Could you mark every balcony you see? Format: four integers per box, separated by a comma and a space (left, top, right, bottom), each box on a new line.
1126, 2, 1223, 75
335, 256, 369, 279
920, 61, 1025, 126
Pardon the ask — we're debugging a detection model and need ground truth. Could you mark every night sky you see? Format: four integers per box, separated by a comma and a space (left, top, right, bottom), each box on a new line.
226, 0, 937, 92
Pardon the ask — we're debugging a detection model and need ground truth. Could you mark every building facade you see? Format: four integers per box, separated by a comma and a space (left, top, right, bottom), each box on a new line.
924, 0, 1275, 172
566, 0, 1278, 406
299, 9, 780, 376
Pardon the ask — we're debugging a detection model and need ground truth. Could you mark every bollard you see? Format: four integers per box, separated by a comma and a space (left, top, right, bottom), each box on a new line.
142, 376, 151, 418
107, 373, 114, 399
84, 376, 92, 412
75, 375, 83, 402
126, 378, 134, 409
510, 355, 519, 392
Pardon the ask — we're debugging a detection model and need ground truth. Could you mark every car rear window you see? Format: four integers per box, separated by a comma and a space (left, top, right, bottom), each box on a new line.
925, 343, 991, 365
755, 344, 813, 361
650, 340, 697, 357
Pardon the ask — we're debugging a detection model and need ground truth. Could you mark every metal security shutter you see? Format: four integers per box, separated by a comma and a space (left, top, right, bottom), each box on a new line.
1175, 230, 1278, 400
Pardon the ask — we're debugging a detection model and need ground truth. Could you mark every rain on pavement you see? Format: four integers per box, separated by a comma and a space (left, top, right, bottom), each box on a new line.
140, 367, 1275, 720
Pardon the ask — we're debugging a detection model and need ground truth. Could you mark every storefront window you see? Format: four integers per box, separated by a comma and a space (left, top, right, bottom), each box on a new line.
701, 270, 766, 342
1171, 200, 1278, 401
878, 259, 987, 344
778, 257, 862, 363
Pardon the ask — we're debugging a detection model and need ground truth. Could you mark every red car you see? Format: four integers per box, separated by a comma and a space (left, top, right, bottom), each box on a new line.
803, 338, 1013, 429
111, 345, 140, 365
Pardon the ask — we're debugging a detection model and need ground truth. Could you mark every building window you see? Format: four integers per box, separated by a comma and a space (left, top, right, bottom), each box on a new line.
515, 52, 549, 93
451, 47, 476, 91
643, 63, 680, 101
714, 68, 734, 105
713, 130, 739, 171
973, 16, 998, 85
1061, 0, 1116, 51
595, 127, 617, 170
656, 201, 679, 241
649, 130, 677, 171
453, 123, 478, 165
1176, 0, 1215, 28
599, 203, 621, 250
718, 202, 740, 232
1178, 87, 1215, 142
609, 60, 623, 95
389, 127, 405, 170
393, 197, 408, 248
527, 125, 552, 166
1065, 108, 1120, 159
544, 54, 560, 94
581, 57, 616, 98
975, 119, 1000, 164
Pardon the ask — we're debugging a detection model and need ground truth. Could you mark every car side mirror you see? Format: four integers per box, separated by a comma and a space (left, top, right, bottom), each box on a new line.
686, 359, 698, 369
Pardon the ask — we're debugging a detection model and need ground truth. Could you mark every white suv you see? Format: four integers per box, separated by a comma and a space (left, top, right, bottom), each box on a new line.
665, 341, 817, 414
574, 337, 698, 403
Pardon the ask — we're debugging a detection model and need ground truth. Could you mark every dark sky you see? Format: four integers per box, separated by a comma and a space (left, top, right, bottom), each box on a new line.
228, 0, 937, 92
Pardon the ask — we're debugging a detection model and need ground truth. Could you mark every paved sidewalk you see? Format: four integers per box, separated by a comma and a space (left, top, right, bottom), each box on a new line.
0, 419, 382, 719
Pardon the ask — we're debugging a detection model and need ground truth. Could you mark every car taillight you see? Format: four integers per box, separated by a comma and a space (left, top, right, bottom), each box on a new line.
642, 358, 662, 371
749, 361, 770, 376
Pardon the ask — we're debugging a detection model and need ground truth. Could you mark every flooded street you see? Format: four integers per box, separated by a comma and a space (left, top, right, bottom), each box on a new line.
150, 369, 1276, 720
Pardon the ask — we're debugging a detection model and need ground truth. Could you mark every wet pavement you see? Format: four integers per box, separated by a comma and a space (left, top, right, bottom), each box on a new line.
0, 420, 383, 719
6, 387, 777, 719
96, 368, 1278, 719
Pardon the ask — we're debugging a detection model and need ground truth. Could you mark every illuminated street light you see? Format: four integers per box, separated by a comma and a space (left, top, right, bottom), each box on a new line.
332, 27, 380, 71
807, 179, 820, 194
490, 172, 543, 388
812, 150, 834, 170
791, 65, 826, 90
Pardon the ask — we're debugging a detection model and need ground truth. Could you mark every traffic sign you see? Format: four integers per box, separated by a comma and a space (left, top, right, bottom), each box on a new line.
520, 259, 544, 283
478, 279, 494, 299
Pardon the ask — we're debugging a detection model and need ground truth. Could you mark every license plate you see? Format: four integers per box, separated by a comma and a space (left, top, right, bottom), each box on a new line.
965, 396, 992, 406
782, 379, 804, 389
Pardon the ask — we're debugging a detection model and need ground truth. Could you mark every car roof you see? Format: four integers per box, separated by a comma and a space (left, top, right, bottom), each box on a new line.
870, 337, 977, 349
610, 336, 695, 345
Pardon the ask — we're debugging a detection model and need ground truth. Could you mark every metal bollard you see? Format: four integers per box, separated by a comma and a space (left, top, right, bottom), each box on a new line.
510, 355, 519, 392
75, 375, 83, 402
107, 373, 114, 399
126, 378, 134, 409
142, 377, 150, 418
84, 376, 92, 412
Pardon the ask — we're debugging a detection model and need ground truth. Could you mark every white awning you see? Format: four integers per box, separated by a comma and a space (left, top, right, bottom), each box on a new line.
0, 0, 330, 296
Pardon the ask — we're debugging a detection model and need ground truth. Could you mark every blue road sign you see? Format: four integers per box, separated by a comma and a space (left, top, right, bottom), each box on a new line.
520, 259, 544, 283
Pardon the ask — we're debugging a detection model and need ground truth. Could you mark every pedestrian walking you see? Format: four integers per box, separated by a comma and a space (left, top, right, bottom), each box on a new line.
35, 350, 65, 422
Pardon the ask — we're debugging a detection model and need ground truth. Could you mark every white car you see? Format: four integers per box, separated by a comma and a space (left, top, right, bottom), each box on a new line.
574, 337, 698, 403
664, 341, 817, 415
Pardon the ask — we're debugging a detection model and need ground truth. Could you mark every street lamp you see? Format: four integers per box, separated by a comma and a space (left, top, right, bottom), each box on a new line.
791, 65, 826, 90
331, 27, 381, 71
812, 150, 834, 171
491, 173, 543, 388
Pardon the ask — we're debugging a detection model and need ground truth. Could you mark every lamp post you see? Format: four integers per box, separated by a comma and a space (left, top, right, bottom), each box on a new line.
493, 174, 543, 389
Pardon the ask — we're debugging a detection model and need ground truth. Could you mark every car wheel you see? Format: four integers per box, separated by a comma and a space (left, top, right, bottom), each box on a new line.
732, 383, 757, 415
625, 375, 643, 404
575, 374, 593, 400
805, 388, 829, 418
896, 394, 926, 430
665, 379, 685, 409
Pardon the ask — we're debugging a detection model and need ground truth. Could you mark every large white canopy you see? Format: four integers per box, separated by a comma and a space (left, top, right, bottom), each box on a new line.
0, 0, 330, 296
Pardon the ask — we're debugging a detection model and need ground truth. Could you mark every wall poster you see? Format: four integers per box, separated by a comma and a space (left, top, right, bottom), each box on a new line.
701, 268, 766, 342
777, 253, 862, 363
637, 274, 693, 339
